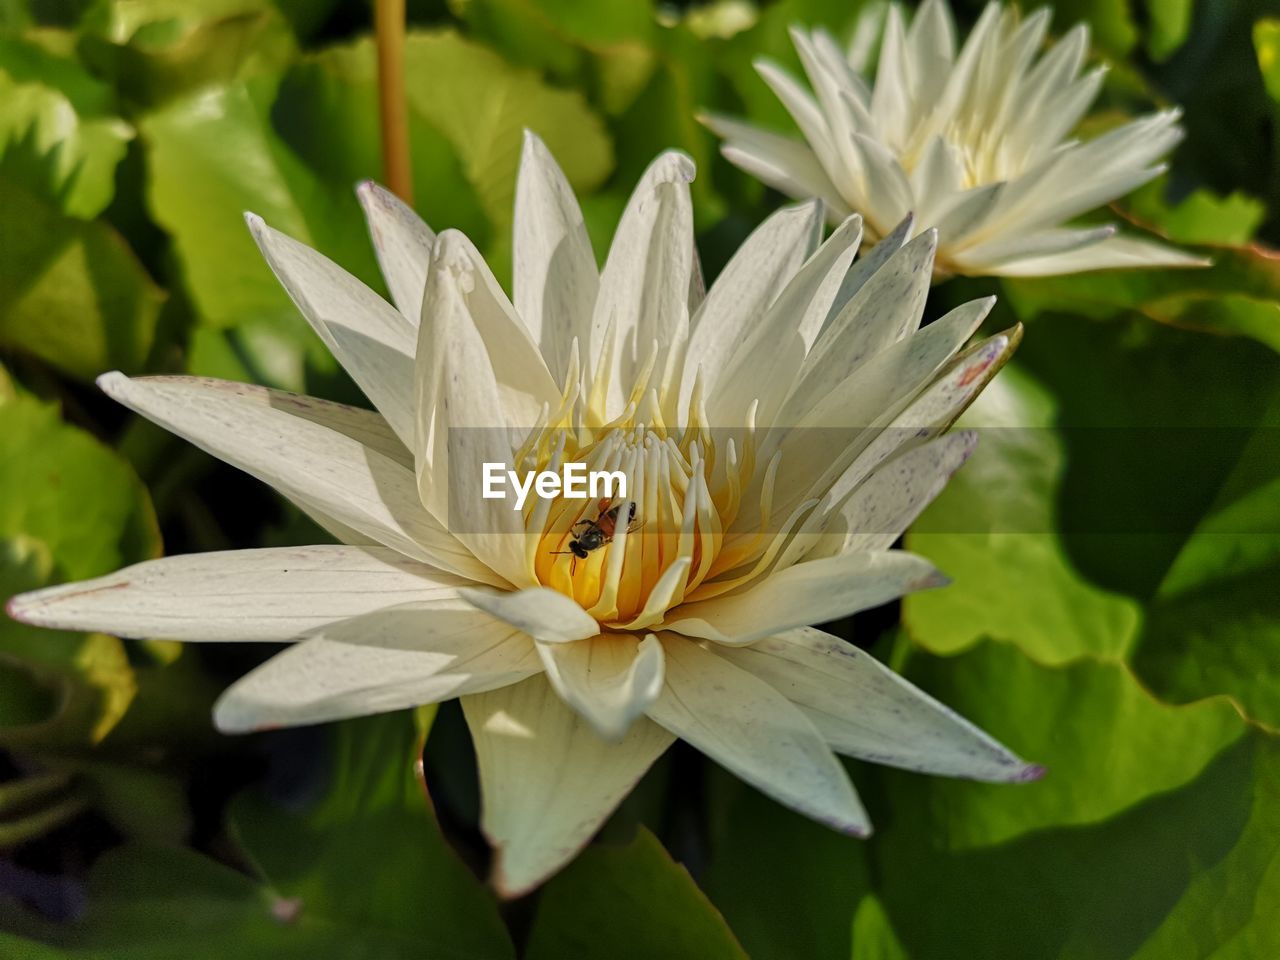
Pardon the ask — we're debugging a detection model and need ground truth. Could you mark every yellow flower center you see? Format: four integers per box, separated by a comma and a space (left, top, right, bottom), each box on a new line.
512, 349, 778, 628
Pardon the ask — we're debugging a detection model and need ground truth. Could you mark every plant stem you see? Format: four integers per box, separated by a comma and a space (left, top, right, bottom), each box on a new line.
374, 0, 412, 203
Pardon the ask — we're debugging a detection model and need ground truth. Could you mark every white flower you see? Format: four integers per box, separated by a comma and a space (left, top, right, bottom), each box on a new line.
703, 0, 1208, 277
7, 132, 1038, 895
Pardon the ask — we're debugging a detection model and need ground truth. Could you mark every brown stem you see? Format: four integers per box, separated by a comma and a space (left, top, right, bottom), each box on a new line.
374, 0, 412, 203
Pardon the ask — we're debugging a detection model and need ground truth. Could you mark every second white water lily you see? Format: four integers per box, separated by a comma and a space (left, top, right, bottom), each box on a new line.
9, 132, 1038, 895
704, 0, 1207, 277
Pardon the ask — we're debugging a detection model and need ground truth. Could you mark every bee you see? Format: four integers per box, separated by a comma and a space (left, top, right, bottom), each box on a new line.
552, 499, 641, 573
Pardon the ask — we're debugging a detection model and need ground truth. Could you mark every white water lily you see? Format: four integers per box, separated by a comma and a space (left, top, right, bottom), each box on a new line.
7, 131, 1039, 896
703, 0, 1207, 277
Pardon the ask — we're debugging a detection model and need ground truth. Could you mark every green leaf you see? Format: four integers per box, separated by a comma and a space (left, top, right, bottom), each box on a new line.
7, 711, 512, 958
906, 362, 1141, 664
859, 641, 1276, 960
1126, 179, 1266, 246
1130, 386, 1280, 729
77, 0, 296, 109
1003, 237, 1280, 355
275, 37, 490, 249
0, 161, 166, 380
397, 29, 613, 272
0, 30, 133, 217
1256, 17, 1280, 102
0, 391, 159, 584
230, 711, 514, 960
1015, 314, 1280, 600
703, 772, 872, 960
891, 641, 1245, 848
526, 828, 747, 960
140, 70, 375, 392
0, 391, 160, 748
1051, 0, 1138, 58
1141, 0, 1194, 61
1150, 2, 1279, 228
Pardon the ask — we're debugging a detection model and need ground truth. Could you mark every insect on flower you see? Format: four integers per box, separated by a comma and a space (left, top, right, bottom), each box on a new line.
552, 499, 641, 573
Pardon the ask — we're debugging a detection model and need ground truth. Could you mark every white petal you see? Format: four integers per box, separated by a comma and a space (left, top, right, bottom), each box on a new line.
6, 546, 466, 642
647, 635, 869, 835
752, 59, 842, 175
846, 131, 915, 235
513, 130, 599, 381
954, 224, 1117, 269
752, 316, 1007, 538
709, 215, 864, 428
869, 4, 914, 146
666, 551, 945, 646
906, 0, 957, 99
96, 374, 497, 584
459, 586, 598, 643
463, 675, 674, 897
245, 214, 416, 444
356, 181, 435, 325
536, 634, 665, 741
715, 627, 1039, 781
794, 295, 994, 431
589, 151, 695, 420
213, 600, 540, 732
416, 235, 549, 586
778, 229, 937, 427
680, 200, 822, 415
988, 232, 1210, 276
701, 113, 849, 216
931, 182, 1003, 249
792, 330, 1019, 520
817, 430, 979, 556
421, 229, 558, 431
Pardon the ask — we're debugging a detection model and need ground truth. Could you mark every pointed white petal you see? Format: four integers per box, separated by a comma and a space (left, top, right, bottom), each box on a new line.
779, 229, 937, 427
536, 634, 665, 741
757, 322, 1012, 537
955, 224, 1117, 268
463, 675, 674, 897
869, 4, 913, 146
846, 131, 915, 236
647, 635, 869, 835
709, 215, 864, 427
6, 546, 467, 642
96, 374, 497, 584
459, 586, 598, 643
356, 181, 435, 325
705, 116, 849, 216
931, 181, 1003, 249
589, 151, 695, 419
818, 431, 979, 556
513, 130, 600, 381
246, 214, 416, 443
213, 600, 540, 732
681, 200, 822, 412
988, 232, 1210, 276
421, 229, 559, 430
665, 551, 945, 646
795, 296, 993, 432
752, 59, 842, 174
416, 234, 551, 586
906, 0, 958, 100
715, 627, 1039, 781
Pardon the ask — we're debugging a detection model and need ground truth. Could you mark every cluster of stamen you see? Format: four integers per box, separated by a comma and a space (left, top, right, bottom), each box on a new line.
512, 342, 775, 627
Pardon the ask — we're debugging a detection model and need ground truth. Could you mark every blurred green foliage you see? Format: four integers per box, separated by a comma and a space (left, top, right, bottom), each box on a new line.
1, 0, 1279, 957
